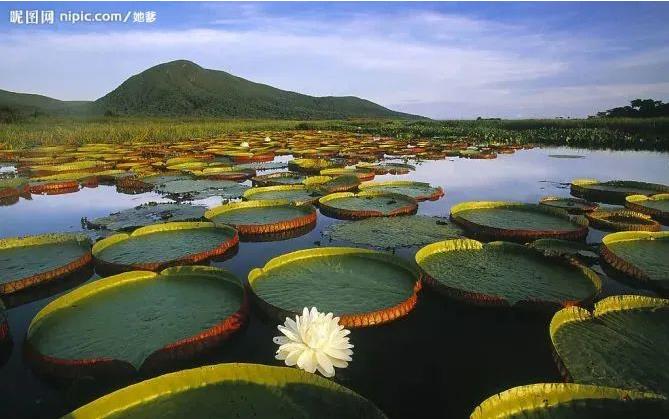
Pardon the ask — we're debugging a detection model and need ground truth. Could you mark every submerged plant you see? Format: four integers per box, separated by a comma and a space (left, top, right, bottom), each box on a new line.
274, 307, 353, 378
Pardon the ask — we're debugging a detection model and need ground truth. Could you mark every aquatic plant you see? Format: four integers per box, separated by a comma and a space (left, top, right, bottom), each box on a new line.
274, 307, 353, 378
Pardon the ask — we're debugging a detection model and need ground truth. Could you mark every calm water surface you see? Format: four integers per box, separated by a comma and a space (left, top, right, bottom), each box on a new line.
1, 147, 668, 418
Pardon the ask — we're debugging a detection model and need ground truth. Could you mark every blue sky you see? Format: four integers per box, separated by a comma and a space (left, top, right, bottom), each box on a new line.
1, 1, 668, 119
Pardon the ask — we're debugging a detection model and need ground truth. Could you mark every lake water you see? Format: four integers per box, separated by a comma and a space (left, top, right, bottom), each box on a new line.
1, 147, 668, 418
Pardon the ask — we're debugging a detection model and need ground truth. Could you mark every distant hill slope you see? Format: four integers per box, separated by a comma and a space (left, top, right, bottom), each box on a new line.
1, 60, 423, 120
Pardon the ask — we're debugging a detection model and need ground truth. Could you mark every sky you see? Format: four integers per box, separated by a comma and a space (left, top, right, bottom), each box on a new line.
1, 1, 669, 119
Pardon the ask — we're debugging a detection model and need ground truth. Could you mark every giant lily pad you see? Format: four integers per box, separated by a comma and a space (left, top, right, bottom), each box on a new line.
358, 180, 444, 201
251, 171, 306, 187
600, 231, 669, 294
205, 200, 316, 237
450, 201, 588, 242
319, 191, 418, 220
64, 363, 386, 418
539, 196, 598, 214
528, 239, 598, 263
85, 203, 206, 231
626, 194, 669, 224
288, 158, 339, 174
550, 295, 669, 395
243, 185, 322, 205
471, 383, 668, 418
92, 222, 238, 273
571, 179, 669, 204
586, 210, 660, 232
26, 266, 247, 376
324, 216, 464, 249
155, 178, 248, 201
0, 233, 92, 295
415, 239, 600, 309
304, 174, 361, 194
357, 162, 415, 175
320, 168, 375, 182
248, 247, 421, 328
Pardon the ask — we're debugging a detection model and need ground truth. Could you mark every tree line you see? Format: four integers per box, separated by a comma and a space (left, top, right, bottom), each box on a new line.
595, 99, 669, 118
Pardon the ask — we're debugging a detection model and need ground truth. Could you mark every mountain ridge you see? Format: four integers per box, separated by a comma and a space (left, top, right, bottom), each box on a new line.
1, 60, 424, 120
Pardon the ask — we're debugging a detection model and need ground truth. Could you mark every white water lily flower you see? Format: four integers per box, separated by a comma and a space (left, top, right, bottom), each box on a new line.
240, 141, 250, 148
273, 307, 353, 378
264, 136, 272, 142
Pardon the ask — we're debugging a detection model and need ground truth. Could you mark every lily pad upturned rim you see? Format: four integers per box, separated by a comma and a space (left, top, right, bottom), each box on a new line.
549, 295, 669, 383
0, 233, 92, 295
600, 231, 669, 289
318, 191, 419, 220
319, 168, 375, 181
25, 266, 248, 378
0, 177, 29, 199
539, 195, 599, 214
92, 222, 239, 273
242, 184, 322, 205
248, 247, 422, 328
571, 178, 669, 204
64, 363, 387, 419
85, 203, 207, 231
415, 239, 601, 310
205, 200, 317, 236
250, 171, 305, 187
470, 382, 668, 419
450, 201, 589, 242
626, 193, 669, 223
358, 180, 445, 201
585, 209, 661, 232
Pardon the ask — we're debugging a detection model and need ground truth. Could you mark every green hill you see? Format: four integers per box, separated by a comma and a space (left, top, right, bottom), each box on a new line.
1, 60, 422, 120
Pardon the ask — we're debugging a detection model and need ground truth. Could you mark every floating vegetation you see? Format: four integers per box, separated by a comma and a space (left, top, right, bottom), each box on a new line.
64, 363, 386, 418
235, 161, 288, 171
288, 158, 339, 174
323, 215, 464, 249
528, 238, 598, 263
303, 174, 361, 194
625, 194, 669, 224
205, 200, 317, 238
248, 247, 421, 327
251, 171, 306, 187
600, 231, 669, 294
26, 266, 248, 377
92, 222, 238, 273
193, 166, 256, 181
358, 180, 444, 201
571, 179, 669, 204
450, 201, 589, 242
548, 154, 585, 158
550, 295, 669, 395
539, 196, 598, 214
415, 239, 600, 309
320, 168, 375, 181
243, 185, 322, 205
585, 209, 661, 232
85, 203, 206, 231
319, 191, 418, 220
0, 233, 92, 295
155, 178, 248, 201
356, 162, 415, 175
471, 383, 668, 418
0, 177, 29, 205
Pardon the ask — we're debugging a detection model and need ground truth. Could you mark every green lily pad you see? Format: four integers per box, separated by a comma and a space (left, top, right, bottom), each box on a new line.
205, 200, 316, 236
92, 222, 238, 272
539, 196, 598, 214
571, 179, 669, 204
251, 171, 307, 187
0, 233, 92, 295
358, 180, 444, 201
550, 295, 669, 395
626, 194, 669, 224
586, 210, 661, 232
304, 174, 361, 194
471, 383, 668, 419
27, 266, 246, 370
243, 185, 322, 205
85, 203, 206, 231
319, 191, 418, 219
415, 239, 600, 308
64, 363, 386, 419
601, 231, 669, 293
356, 162, 415, 175
155, 179, 248, 201
235, 161, 288, 171
324, 216, 464, 249
450, 201, 588, 242
528, 239, 598, 262
288, 158, 339, 174
248, 247, 421, 327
